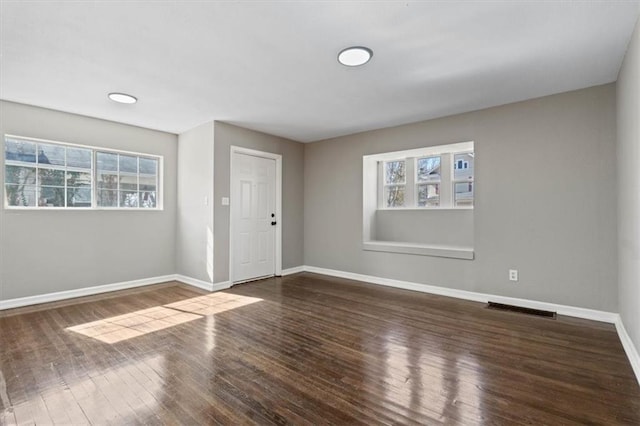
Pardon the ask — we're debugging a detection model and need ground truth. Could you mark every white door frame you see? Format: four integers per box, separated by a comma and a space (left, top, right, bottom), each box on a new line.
229, 146, 282, 284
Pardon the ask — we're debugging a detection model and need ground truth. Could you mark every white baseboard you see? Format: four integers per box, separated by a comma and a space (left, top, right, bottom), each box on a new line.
174, 274, 215, 292
174, 275, 231, 292
2, 265, 636, 385
302, 265, 618, 323
301, 265, 638, 384
281, 266, 304, 276
212, 281, 232, 291
615, 316, 640, 386
0, 275, 176, 311
0, 273, 234, 311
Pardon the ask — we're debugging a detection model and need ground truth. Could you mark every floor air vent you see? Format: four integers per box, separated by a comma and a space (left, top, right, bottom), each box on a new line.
487, 302, 556, 319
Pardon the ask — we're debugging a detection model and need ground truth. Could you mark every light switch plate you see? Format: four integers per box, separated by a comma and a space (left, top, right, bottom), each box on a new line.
221, 197, 229, 206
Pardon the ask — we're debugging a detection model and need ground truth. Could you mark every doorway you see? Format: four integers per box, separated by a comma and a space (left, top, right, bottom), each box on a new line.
229, 146, 282, 283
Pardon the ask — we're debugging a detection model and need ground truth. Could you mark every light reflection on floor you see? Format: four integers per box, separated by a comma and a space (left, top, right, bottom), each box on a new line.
375, 337, 483, 423
8, 354, 167, 424
67, 292, 263, 344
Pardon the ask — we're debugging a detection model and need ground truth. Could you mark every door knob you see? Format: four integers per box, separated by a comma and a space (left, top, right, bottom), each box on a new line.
271, 221, 277, 226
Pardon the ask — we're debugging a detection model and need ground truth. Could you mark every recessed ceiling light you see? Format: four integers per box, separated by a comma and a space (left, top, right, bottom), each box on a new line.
338, 46, 373, 67
108, 92, 137, 104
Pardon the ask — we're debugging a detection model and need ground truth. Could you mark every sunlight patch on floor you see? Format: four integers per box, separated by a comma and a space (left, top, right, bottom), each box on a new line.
67, 292, 263, 344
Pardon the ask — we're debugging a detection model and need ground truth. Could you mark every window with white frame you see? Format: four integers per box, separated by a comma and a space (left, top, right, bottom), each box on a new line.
377, 142, 474, 209
383, 160, 406, 207
4, 135, 162, 209
452, 152, 474, 207
416, 156, 441, 207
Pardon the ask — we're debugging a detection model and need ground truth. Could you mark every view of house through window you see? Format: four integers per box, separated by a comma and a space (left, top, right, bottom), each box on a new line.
453, 152, 474, 207
377, 142, 474, 209
4, 136, 161, 209
416, 156, 441, 207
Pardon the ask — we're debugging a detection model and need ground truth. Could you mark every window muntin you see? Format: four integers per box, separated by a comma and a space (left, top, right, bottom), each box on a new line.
5, 138, 93, 208
384, 160, 406, 207
376, 144, 473, 209
96, 152, 158, 208
4, 136, 161, 210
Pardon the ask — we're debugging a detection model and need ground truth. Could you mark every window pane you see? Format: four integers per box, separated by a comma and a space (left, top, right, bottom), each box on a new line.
67, 148, 91, 169
417, 184, 440, 207
38, 168, 65, 186
139, 192, 156, 208
385, 161, 405, 184
5, 138, 161, 209
119, 175, 138, 191
417, 156, 441, 182
39, 186, 65, 207
5, 139, 36, 163
139, 158, 157, 175
67, 188, 91, 207
454, 182, 474, 207
38, 143, 65, 166
5, 184, 36, 206
119, 155, 137, 173
98, 190, 118, 207
384, 185, 405, 207
97, 173, 118, 190
120, 191, 139, 207
96, 152, 117, 171
67, 171, 91, 188
139, 175, 156, 191
454, 153, 474, 180
5, 165, 36, 185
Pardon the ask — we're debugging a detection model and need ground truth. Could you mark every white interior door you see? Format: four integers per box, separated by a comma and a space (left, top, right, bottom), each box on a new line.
231, 152, 276, 283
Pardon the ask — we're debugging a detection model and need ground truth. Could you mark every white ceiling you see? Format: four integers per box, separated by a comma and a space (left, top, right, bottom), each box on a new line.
1, 1, 639, 142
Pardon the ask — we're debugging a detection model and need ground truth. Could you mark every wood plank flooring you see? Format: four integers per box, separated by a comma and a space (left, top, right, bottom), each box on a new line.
1, 272, 639, 425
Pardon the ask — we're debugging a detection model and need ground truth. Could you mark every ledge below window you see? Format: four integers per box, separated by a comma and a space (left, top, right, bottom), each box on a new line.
362, 240, 474, 260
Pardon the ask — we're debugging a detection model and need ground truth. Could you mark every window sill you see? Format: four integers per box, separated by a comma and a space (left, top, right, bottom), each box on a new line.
363, 240, 474, 260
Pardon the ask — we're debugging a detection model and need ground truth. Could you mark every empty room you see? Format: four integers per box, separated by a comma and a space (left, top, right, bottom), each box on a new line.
1, 1, 640, 424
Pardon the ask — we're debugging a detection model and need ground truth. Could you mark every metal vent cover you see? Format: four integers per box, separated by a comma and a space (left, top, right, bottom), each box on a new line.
487, 302, 556, 319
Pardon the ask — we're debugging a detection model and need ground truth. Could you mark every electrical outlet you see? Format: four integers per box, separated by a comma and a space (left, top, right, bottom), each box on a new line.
509, 269, 519, 282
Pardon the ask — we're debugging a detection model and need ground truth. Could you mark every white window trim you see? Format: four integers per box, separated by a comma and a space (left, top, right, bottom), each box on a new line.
373, 142, 474, 210
362, 141, 475, 259
3, 134, 164, 211
362, 240, 474, 260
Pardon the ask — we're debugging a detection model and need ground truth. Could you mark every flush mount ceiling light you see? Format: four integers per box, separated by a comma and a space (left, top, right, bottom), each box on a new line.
338, 46, 373, 67
108, 92, 137, 104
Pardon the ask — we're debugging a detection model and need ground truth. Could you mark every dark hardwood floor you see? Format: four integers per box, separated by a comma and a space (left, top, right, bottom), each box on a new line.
1, 272, 639, 425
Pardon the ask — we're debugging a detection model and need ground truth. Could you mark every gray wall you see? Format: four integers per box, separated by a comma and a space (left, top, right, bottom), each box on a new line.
305, 84, 618, 312
176, 122, 214, 283
375, 210, 474, 247
213, 121, 304, 283
617, 18, 640, 354
0, 100, 178, 300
